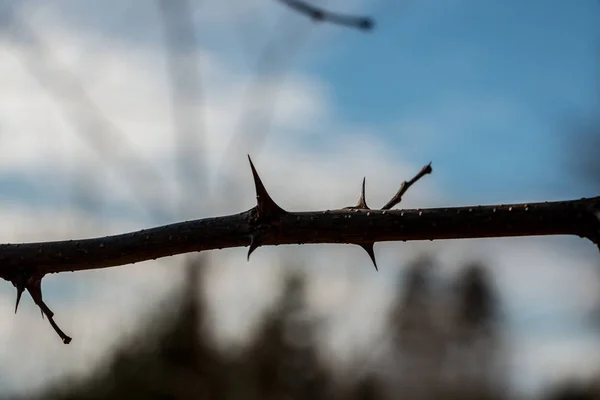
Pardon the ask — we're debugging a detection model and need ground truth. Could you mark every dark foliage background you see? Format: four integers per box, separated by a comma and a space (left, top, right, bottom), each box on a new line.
4, 255, 595, 400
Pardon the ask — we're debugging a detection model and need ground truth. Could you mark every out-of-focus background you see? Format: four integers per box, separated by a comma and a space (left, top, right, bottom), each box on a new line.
0, 0, 599, 399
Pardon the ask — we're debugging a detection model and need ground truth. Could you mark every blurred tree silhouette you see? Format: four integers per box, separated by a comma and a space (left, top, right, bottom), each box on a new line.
23, 263, 339, 400
384, 256, 507, 400
25, 256, 230, 400
349, 375, 385, 400
240, 271, 334, 400
544, 381, 600, 400
386, 256, 446, 397
20, 254, 591, 400
446, 262, 506, 400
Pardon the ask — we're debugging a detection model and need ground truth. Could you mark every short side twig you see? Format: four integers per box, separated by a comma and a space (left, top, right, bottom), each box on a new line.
10, 270, 72, 343
25, 275, 72, 344
381, 163, 432, 210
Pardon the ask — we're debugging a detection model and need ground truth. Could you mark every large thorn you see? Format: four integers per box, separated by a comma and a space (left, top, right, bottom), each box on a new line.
25, 275, 72, 344
248, 155, 285, 219
357, 177, 369, 209
359, 243, 378, 271
247, 233, 262, 261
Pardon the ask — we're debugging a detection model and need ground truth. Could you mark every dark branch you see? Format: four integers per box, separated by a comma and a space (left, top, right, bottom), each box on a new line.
1, 156, 599, 343
276, 0, 374, 31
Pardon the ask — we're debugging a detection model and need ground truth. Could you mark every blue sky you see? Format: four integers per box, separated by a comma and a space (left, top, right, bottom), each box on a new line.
0, 0, 600, 397
302, 0, 600, 201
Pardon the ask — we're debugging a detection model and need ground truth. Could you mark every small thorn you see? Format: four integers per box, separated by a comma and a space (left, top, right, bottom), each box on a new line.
247, 234, 261, 261
359, 243, 378, 271
14, 286, 24, 314
343, 177, 371, 210
12, 272, 27, 314
356, 177, 369, 210
248, 155, 285, 219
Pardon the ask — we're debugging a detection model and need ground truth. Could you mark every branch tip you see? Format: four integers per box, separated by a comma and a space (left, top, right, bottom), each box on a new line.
359, 243, 378, 271
424, 162, 433, 175
358, 17, 374, 31
248, 155, 285, 219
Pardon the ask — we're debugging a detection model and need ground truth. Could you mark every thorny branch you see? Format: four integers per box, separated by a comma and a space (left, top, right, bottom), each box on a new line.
2, 156, 600, 343
276, 0, 374, 31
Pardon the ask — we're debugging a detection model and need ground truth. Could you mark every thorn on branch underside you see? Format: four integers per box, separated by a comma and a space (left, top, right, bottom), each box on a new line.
10, 271, 71, 344
342, 177, 377, 270
359, 243, 378, 271
13, 272, 26, 314
340, 164, 432, 270
247, 233, 262, 261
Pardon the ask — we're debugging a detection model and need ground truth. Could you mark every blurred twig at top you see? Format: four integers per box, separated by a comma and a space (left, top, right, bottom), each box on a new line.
157, 0, 207, 220
276, 0, 374, 31
1, 2, 173, 223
